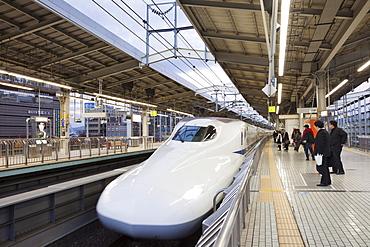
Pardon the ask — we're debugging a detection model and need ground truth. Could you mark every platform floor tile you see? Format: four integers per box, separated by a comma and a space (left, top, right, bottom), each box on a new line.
241, 141, 370, 247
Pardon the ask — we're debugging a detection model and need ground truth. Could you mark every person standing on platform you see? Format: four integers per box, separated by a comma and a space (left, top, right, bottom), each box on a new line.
329, 120, 347, 174
292, 128, 302, 151
281, 129, 290, 150
301, 124, 315, 160
313, 120, 332, 186
276, 130, 282, 151
273, 130, 278, 143
291, 128, 296, 141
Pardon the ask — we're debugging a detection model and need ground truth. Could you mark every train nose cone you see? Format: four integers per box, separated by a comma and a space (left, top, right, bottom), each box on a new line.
97, 183, 199, 240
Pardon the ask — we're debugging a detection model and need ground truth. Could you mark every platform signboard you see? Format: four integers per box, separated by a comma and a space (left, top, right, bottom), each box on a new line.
84, 103, 114, 109
262, 79, 277, 97
85, 103, 114, 110
297, 107, 317, 113
84, 102, 94, 109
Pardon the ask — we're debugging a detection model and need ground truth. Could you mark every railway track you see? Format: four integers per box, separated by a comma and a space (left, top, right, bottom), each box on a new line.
109, 230, 201, 247
48, 219, 201, 247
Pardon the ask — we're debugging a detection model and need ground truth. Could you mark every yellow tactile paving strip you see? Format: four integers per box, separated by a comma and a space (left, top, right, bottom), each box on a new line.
343, 147, 370, 157
258, 146, 305, 247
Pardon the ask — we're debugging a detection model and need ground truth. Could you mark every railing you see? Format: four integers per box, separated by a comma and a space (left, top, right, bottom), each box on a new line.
358, 135, 370, 152
196, 137, 269, 246
0, 136, 155, 168
215, 138, 268, 246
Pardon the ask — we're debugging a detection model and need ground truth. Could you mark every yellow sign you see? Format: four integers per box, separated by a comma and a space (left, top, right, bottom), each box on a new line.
268, 106, 276, 112
150, 111, 157, 116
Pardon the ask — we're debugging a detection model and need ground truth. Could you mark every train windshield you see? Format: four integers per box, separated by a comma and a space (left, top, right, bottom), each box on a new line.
173, 125, 216, 142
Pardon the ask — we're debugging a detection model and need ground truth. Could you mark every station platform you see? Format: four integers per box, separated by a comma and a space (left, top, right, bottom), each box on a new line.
0, 142, 162, 173
241, 140, 370, 247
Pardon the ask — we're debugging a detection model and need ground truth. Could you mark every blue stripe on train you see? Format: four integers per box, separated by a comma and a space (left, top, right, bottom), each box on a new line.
233, 148, 247, 155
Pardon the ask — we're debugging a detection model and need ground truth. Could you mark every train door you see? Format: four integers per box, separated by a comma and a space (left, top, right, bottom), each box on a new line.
241, 125, 247, 147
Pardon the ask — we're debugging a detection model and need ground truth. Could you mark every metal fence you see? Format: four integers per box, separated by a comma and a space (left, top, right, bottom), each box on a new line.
358, 135, 370, 152
196, 137, 269, 247
0, 136, 155, 168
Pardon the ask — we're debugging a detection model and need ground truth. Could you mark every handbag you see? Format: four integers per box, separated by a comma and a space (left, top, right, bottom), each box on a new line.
315, 154, 323, 166
284, 140, 290, 145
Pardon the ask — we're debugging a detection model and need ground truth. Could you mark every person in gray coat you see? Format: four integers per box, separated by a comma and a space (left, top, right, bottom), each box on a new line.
313, 120, 332, 186
329, 120, 347, 174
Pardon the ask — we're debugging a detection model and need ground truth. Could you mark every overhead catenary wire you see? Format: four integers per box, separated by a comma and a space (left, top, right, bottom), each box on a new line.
108, 0, 218, 89
145, 1, 261, 113
93, 0, 262, 118
92, 0, 207, 89
148, 0, 229, 87
147, 0, 254, 109
134, 0, 223, 88
116, 0, 252, 109
146, 0, 246, 104
105, 0, 248, 108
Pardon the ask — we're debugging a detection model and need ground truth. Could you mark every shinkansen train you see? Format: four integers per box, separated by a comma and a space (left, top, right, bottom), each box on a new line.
97, 117, 268, 240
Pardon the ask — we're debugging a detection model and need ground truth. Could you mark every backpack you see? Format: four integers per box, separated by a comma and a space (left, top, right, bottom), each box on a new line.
304, 132, 315, 143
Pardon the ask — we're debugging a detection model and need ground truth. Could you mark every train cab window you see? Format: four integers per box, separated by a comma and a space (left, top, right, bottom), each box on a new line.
173, 125, 216, 142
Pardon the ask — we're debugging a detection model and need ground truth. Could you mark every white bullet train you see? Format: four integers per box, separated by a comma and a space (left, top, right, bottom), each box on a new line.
97, 117, 266, 240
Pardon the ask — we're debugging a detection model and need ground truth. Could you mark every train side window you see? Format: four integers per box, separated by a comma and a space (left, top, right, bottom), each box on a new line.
203, 126, 216, 141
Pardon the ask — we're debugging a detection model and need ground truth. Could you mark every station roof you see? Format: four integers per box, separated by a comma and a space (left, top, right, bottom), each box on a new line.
0, 0, 369, 122
177, 0, 370, 117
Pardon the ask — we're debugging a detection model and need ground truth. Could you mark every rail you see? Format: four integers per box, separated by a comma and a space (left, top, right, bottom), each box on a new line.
196, 137, 269, 246
0, 136, 155, 168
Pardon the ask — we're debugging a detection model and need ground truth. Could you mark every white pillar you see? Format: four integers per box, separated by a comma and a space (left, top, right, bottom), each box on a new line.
58, 90, 70, 153
317, 73, 327, 119
142, 108, 148, 137
298, 97, 304, 130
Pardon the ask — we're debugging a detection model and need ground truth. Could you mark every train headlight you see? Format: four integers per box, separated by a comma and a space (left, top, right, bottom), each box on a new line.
183, 185, 203, 200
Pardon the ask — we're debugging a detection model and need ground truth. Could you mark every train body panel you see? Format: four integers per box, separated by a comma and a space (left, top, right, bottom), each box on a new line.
97, 117, 263, 239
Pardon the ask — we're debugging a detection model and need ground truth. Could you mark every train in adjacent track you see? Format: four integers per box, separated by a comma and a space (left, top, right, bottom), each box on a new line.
97, 117, 268, 240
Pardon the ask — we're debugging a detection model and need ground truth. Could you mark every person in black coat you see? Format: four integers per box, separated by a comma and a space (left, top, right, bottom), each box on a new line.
313, 120, 332, 186
273, 130, 278, 143
281, 129, 290, 150
275, 130, 283, 151
329, 120, 347, 174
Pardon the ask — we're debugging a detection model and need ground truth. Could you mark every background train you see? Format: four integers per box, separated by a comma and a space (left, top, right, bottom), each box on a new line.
97, 117, 269, 240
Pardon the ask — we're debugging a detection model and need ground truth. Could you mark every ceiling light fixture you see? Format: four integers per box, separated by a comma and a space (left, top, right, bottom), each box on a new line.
0, 82, 34, 90
167, 108, 194, 117
94, 93, 157, 108
357, 60, 370, 72
325, 79, 348, 98
0, 69, 72, 90
278, 0, 291, 76
277, 83, 283, 104
276, 105, 280, 114
70, 95, 131, 109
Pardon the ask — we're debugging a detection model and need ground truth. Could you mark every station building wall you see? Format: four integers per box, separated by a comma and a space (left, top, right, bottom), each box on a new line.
0, 87, 60, 138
